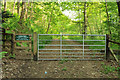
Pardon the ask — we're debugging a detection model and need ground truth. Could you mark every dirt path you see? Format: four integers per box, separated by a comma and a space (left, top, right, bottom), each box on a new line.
2, 40, 119, 78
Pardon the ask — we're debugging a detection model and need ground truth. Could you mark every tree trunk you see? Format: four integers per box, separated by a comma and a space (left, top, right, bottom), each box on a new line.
95, 13, 100, 34
17, 0, 21, 15
25, 0, 30, 19
83, 2, 87, 36
19, 2, 26, 24
77, 2, 81, 34
28, 2, 34, 32
105, 1, 111, 47
117, 1, 120, 54
29, 2, 33, 19
4, 0, 7, 11
46, 11, 52, 34
105, 1, 111, 35
117, 1, 120, 77
117, 1, 120, 17
12, 0, 16, 15
100, 7, 104, 34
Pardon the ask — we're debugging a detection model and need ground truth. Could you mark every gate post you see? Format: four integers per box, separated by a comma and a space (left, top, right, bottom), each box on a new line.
33, 32, 38, 61
2, 28, 5, 49
106, 34, 110, 61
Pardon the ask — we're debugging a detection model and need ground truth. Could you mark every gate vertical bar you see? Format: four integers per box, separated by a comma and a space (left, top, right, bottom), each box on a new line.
38, 34, 39, 60
60, 34, 62, 60
83, 34, 84, 59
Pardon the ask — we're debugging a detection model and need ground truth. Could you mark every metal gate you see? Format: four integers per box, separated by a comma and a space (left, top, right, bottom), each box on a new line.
38, 34, 106, 60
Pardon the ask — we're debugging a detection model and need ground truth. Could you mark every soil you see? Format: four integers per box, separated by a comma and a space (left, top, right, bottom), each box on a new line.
1, 40, 119, 78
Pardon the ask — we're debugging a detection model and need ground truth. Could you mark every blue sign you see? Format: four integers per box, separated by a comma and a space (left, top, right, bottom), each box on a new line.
15, 35, 30, 40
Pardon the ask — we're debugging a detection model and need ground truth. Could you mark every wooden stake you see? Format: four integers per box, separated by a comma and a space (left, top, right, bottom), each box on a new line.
33, 32, 38, 61
110, 48, 118, 63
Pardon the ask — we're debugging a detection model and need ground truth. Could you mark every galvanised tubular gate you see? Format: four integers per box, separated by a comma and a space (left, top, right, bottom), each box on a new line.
38, 34, 106, 61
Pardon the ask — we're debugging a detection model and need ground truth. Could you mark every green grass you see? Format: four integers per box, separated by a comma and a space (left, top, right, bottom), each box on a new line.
39, 36, 53, 49
59, 59, 68, 64
101, 62, 120, 74
62, 67, 67, 71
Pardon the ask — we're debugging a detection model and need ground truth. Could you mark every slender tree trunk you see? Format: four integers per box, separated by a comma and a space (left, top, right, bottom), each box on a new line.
105, 1, 111, 35
17, 0, 21, 15
28, 2, 34, 32
12, 0, 16, 15
24, 2, 27, 21
29, 2, 33, 19
117, 1, 120, 53
95, 13, 100, 34
105, 0, 112, 48
19, 2, 26, 24
4, 0, 7, 11
100, 7, 104, 34
117, 1, 120, 17
46, 11, 52, 34
77, 2, 81, 34
25, 0, 30, 19
117, 1, 120, 32
83, 2, 87, 36
117, 1, 120, 77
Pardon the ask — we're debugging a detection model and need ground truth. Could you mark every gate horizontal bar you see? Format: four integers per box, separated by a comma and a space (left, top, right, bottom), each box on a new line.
39, 49, 83, 50
39, 40, 105, 42
39, 55, 104, 57
39, 52, 105, 54
84, 40, 105, 41
39, 49, 105, 50
38, 34, 105, 36
39, 45, 105, 47
38, 58, 104, 61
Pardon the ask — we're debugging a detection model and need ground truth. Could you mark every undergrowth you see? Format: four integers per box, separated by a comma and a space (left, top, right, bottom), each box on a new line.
101, 62, 120, 74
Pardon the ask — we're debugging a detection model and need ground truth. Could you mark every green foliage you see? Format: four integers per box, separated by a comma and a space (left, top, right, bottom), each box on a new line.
2, 2, 120, 49
101, 62, 119, 74
2, 13, 20, 30
62, 67, 67, 71
39, 36, 53, 49
0, 51, 8, 59
22, 43, 28, 47
8, 54, 16, 58
59, 59, 68, 64
16, 42, 21, 47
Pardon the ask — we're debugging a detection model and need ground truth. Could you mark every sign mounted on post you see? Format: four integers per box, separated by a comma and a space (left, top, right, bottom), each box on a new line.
15, 35, 30, 41
13, 34, 32, 56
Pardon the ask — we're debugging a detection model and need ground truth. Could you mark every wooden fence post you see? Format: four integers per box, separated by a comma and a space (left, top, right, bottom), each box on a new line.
119, 64, 120, 78
33, 32, 38, 61
2, 28, 5, 49
11, 34, 14, 56
106, 34, 110, 61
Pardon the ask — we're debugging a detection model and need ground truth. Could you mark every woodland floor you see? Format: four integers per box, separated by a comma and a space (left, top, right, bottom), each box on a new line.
1, 40, 119, 78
